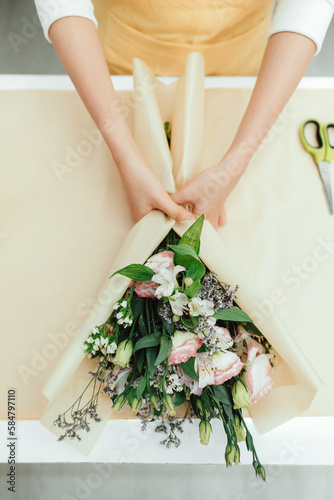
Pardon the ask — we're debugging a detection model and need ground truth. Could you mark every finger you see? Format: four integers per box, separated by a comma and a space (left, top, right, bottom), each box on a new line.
158, 197, 196, 223
218, 207, 227, 227
170, 188, 195, 208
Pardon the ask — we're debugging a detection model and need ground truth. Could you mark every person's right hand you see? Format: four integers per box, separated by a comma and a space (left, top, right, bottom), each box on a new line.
120, 162, 196, 223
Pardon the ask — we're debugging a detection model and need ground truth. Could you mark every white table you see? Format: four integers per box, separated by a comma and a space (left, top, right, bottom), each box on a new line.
1, 74, 333, 465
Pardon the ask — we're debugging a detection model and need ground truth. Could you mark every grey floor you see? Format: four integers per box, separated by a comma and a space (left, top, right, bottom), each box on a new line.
1, 463, 334, 500
0, 0, 333, 75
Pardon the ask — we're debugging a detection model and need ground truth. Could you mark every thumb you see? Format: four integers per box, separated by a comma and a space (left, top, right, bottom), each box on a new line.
160, 197, 196, 223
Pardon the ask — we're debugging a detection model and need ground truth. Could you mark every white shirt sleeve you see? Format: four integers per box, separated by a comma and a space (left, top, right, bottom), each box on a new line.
34, 0, 98, 43
269, 0, 334, 54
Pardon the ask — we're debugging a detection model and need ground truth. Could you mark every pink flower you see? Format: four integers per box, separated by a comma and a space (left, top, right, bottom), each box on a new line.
146, 251, 175, 272
168, 330, 202, 366
195, 351, 244, 389
134, 281, 157, 299
245, 354, 274, 404
211, 351, 245, 385
234, 326, 265, 361
134, 251, 175, 299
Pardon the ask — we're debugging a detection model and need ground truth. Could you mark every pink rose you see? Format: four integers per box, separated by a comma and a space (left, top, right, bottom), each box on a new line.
168, 330, 202, 366
134, 251, 175, 299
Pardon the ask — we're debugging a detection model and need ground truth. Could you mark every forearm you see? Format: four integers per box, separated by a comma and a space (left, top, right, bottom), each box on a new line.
225, 32, 316, 169
49, 17, 145, 175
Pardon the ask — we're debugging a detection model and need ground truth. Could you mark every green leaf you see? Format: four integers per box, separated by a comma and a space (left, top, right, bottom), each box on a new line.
146, 347, 158, 377
179, 214, 204, 254
181, 316, 199, 331
184, 279, 202, 298
179, 357, 198, 381
138, 314, 148, 337
136, 376, 146, 400
246, 432, 254, 451
174, 391, 186, 407
168, 243, 201, 261
186, 259, 206, 281
243, 322, 264, 337
213, 308, 254, 323
126, 387, 137, 407
109, 264, 154, 282
135, 349, 145, 372
223, 403, 235, 422
154, 336, 173, 366
133, 331, 162, 353
130, 294, 144, 320
212, 385, 233, 406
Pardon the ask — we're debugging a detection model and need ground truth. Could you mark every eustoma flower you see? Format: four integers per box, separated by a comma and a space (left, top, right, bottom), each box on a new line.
134, 250, 175, 299
168, 330, 202, 366
196, 351, 244, 390
243, 349, 274, 405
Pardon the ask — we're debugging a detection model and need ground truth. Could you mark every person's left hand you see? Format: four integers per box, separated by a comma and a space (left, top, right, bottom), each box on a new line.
170, 156, 247, 229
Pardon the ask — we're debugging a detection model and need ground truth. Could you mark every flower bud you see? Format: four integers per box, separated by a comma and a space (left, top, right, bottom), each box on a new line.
184, 277, 193, 288
199, 420, 211, 445
150, 393, 160, 410
172, 314, 181, 322
131, 397, 142, 414
257, 465, 266, 481
112, 393, 127, 412
232, 379, 251, 409
114, 340, 133, 368
196, 400, 210, 419
163, 394, 176, 417
225, 443, 240, 467
234, 414, 246, 442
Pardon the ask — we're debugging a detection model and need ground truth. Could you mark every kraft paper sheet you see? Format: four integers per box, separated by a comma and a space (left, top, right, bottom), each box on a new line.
1, 53, 333, 456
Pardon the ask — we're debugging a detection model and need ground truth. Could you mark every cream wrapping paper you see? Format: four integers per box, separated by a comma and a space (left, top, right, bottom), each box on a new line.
1, 53, 333, 456
40, 53, 320, 454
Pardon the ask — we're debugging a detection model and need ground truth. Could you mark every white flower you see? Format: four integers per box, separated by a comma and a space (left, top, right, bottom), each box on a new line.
94, 339, 100, 347
212, 327, 233, 351
113, 302, 120, 311
188, 297, 215, 317
116, 312, 123, 319
100, 337, 109, 347
207, 317, 216, 327
107, 342, 117, 354
152, 265, 185, 298
109, 367, 133, 395
121, 301, 127, 307
166, 386, 174, 395
124, 317, 132, 324
168, 290, 188, 316
86, 336, 94, 344
169, 374, 179, 383
92, 327, 99, 334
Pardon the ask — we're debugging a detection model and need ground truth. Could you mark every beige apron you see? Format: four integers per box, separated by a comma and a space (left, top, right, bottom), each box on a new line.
92, 0, 275, 75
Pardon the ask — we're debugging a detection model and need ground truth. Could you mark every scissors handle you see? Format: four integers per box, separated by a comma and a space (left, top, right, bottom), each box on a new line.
323, 123, 334, 163
300, 119, 327, 164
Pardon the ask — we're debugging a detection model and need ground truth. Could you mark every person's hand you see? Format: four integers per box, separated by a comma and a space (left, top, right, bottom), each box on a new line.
170, 155, 247, 229
120, 162, 196, 223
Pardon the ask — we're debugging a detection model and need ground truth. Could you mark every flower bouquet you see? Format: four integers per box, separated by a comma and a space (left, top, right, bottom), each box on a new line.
55, 215, 275, 480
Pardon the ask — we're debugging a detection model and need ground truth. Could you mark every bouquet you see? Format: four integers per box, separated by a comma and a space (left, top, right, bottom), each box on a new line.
54, 215, 274, 480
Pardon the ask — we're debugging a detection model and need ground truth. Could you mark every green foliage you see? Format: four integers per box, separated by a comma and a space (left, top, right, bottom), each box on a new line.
110, 264, 154, 282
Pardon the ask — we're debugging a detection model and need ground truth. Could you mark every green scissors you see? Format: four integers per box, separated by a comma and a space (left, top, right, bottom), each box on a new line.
300, 119, 334, 215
